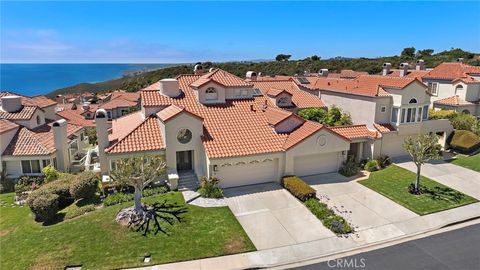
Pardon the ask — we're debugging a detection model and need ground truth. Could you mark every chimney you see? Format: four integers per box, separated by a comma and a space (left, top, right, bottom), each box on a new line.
0, 96, 22, 112
56, 95, 65, 104
399, 63, 409, 77
303, 69, 310, 76
95, 109, 109, 174
246, 71, 257, 81
53, 119, 69, 172
382, 63, 392, 76
415, 60, 425, 71
209, 67, 215, 72
456, 58, 464, 63
194, 64, 204, 75
82, 102, 90, 111
159, 78, 181, 97
318, 69, 329, 77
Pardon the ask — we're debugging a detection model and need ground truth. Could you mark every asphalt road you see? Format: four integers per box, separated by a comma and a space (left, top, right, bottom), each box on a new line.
290, 223, 480, 270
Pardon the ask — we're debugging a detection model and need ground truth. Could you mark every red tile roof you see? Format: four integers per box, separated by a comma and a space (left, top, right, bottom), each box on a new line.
252, 80, 326, 109
283, 121, 323, 149
263, 106, 302, 126
56, 109, 95, 127
0, 92, 44, 120
424, 62, 480, 83
266, 87, 292, 97
156, 104, 203, 122
190, 69, 252, 88
0, 119, 19, 134
433, 95, 478, 106
99, 97, 138, 110
109, 111, 144, 142
106, 115, 165, 154
330, 125, 379, 140
373, 123, 396, 133
386, 70, 430, 79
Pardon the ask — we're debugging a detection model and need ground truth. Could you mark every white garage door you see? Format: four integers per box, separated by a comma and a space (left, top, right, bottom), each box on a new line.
214, 159, 278, 188
294, 153, 340, 177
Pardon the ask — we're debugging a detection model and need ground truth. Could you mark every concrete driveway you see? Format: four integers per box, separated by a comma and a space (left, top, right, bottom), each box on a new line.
224, 183, 335, 250
393, 156, 480, 200
302, 173, 418, 233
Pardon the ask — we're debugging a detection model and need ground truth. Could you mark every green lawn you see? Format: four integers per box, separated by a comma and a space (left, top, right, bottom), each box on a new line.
0, 192, 255, 270
449, 154, 480, 172
359, 165, 477, 215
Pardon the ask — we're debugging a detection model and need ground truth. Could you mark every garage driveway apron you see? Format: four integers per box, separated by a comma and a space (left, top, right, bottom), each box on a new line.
224, 183, 335, 250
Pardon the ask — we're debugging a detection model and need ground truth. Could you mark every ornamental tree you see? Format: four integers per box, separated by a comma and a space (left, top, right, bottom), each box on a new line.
403, 134, 442, 194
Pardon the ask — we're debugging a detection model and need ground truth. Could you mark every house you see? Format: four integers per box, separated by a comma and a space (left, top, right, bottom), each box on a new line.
421, 60, 480, 116
1, 92, 88, 178
96, 68, 353, 189
56, 102, 98, 128
98, 90, 140, 120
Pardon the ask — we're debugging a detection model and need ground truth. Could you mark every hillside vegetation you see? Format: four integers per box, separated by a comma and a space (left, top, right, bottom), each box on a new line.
48, 48, 480, 97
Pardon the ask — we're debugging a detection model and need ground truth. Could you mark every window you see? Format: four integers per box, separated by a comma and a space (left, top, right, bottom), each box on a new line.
455, 85, 464, 95
277, 97, 289, 106
391, 107, 399, 123
107, 111, 112, 119
381, 106, 386, 113
417, 107, 423, 122
53, 157, 57, 169
36, 115, 41, 125
42, 159, 50, 168
205, 87, 218, 100
401, 108, 406, 123
110, 160, 117, 171
422, 105, 429, 120
80, 132, 84, 141
462, 109, 471, 114
177, 128, 192, 144
409, 98, 418, 104
427, 82, 438, 96
21, 160, 41, 174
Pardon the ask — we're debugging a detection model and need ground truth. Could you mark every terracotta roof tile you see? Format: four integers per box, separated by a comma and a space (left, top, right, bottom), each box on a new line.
0, 119, 19, 134
386, 70, 430, 79
99, 97, 138, 110
424, 62, 480, 82
283, 121, 323, 149
156, 104, 203, 122
109, 111, 144, 142
330, 125, 379, 140
56, 109, 95, 127
263, 106, 300, 126
190, 68, 252, 88
373, 123, 396, 133
253, 80, 326, 109
433, 95, 478, 106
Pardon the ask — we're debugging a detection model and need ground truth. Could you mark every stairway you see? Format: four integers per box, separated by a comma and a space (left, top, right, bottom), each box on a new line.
178, 171, 199, 191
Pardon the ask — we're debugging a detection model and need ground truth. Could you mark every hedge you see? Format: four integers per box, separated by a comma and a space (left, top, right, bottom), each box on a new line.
27, 191, 59, 222
305, 198, 353, 234
450, 130, 480, 153
70, 171, 100, 200
428, 109, 457, 120
281, 176, 316, 202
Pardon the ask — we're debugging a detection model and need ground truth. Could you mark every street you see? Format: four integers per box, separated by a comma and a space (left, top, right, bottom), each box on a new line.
290, 223, 480, 270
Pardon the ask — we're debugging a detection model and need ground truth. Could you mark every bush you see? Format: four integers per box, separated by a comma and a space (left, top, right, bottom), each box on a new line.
451, 113, 478, 131
64, 204, 97, 220
304, 198, 353, 234
364, 160, 379, 172
338, 156, 360, 177
103, 192, 133, 206
41, 175, 75, 208
27, 191, 59, 222
198, 176, 224, 198
0, 171, 14, 194
428, 109, 457, 120
376, 155, 391, 169
142, 186, 168, 197
69, 171, 100, 200
297, 106, 352, 126
449, 130, 480, 153
42, 165, 59, 183
282, 176, 316, 202
14, 175, 44, 194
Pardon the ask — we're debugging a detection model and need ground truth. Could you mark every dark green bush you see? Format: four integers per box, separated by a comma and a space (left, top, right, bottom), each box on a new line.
282, 176, 316, 202
364, 160, 379, 172
304, 198, 353, 234
69, 171, 100, 200
376, 155, 391, 169
103, 186, 168, 206
428, 109, 457, 120
449, 130, 480, 153
0, 171, 15, 194
142, 186, 168, 197
451, 113, 477, 131
40, 175, 75, 208
339, 156, 360, 177
27, 191, 59, 222
14, 175, 44, 194
198, 176, 224, 198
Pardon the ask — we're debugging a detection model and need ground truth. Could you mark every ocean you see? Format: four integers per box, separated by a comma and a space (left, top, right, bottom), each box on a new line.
0, 63, 173, 96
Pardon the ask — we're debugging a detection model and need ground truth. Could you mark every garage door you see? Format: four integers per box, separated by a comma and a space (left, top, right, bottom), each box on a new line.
294, 153, 340, 177
214, 159, 278, 188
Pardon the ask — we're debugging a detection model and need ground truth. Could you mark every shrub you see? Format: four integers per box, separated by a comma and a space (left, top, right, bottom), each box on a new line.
0, 170, 14, 194
69, 171, 100, 200
449, 130, 480, 153
451, 113, 477, 131
14, 175, 44, 194
103, 192, 133, 206
364, 160, 379, 172
142, 186, 168, 197
338, 156, 360, 177
376, 155, 391, 169
282, 176, 316, 202
64, 204, 97, 220
40, 175, 75, 208
198, 176, 224, 198
428, 109, 457, 120
304, 198, 353, 234
27, 191, 59, 222
42, 165, 59, 183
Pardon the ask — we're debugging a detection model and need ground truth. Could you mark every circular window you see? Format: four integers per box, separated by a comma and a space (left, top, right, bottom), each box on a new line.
317, 135, 327, 146
177, 129, 192, 144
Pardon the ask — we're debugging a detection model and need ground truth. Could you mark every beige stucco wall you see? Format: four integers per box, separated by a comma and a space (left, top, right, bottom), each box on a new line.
2, 154, 56, 178
195, 82, 226, 104
43, 105, 57, 120
388, 82, 430, 107
13, 109, 45, 129
374, 97, 392, 124
320, 91, 377, 128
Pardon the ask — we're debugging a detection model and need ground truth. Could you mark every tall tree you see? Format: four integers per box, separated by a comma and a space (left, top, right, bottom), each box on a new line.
403, 134, 442, 194
418, 49, 434, 57
401, 47, 416, 58
110, 155, 166, 213
275, 54, 292, 61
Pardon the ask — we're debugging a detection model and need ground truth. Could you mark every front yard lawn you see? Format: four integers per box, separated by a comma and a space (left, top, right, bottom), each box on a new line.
0, 192, 255, 270
359, 165, 477, 215
449, 153, 480, 172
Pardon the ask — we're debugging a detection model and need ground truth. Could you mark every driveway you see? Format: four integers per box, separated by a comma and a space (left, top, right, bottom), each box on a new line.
393, 156, 480, 200
302, 173, 418, 232
224, 183, 335, 250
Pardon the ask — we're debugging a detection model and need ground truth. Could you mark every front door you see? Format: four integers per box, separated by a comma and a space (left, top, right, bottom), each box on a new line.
176, 150, 193, 171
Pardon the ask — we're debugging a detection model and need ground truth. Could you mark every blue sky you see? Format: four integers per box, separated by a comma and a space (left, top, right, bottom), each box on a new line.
1, 1, 479, 63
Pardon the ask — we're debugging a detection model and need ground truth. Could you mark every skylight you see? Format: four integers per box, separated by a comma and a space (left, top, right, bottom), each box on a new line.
296, 77, 310, 84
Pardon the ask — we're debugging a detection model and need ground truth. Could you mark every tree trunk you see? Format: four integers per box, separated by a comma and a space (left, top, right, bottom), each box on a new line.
415, 165, 421, 193
134, 186, 143, 212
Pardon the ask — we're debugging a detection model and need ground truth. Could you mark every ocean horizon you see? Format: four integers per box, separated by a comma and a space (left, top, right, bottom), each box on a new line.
0, 63, 175, 96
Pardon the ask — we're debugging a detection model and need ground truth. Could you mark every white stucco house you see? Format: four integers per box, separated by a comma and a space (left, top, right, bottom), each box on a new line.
0, 92, 88, 178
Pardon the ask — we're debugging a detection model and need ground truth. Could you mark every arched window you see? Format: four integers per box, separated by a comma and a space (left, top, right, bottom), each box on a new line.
205, 87, 218, 100
36, 115, 41, 125
455, 85, 464, 94
462, 109, 470, 114
409, 98, 418, 104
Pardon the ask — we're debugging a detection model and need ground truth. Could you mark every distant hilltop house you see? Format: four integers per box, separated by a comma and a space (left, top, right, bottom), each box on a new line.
0, 92, 88, 178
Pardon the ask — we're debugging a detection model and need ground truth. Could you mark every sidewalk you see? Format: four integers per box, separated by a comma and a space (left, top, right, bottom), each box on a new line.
129, 201, 480, 270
